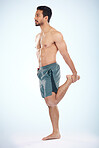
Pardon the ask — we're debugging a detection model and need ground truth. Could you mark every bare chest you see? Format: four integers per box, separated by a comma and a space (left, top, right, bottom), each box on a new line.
36, 33, 54, 49
40, 34, 54, 48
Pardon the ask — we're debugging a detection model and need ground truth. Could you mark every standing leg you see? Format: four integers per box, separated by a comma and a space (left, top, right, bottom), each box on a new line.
42, 92, 60, 140
43, 94, 61, 140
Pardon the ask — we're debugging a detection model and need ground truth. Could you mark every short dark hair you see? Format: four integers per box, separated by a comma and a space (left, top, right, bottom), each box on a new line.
37, 6, 52, 23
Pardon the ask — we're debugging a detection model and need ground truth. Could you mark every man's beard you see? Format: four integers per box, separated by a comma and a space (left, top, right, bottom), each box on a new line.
35, 23, 40, 26
35, 21, 43, 26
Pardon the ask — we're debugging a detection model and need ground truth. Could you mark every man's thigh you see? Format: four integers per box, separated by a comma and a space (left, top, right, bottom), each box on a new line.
44, 92, 57, 106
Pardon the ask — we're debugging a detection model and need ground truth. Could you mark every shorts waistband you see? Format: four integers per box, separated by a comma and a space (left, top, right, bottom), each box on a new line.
39, 62, 58, 70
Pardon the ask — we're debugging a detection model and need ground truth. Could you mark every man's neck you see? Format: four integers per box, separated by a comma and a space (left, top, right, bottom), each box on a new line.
40, 23, 51, 34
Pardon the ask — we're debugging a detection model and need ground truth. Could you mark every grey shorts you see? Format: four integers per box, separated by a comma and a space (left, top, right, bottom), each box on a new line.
37, 62, 60, 98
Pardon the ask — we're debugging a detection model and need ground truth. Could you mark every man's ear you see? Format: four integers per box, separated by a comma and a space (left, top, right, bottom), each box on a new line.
44, 16, 48, 22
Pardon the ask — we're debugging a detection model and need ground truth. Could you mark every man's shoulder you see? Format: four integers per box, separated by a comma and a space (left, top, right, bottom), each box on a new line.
50, 26, 63, 36
51, 27, 63, 41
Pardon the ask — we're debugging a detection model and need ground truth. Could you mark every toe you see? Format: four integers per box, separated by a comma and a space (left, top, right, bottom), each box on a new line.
42, 137, 46, 141
77, 75, 80, 80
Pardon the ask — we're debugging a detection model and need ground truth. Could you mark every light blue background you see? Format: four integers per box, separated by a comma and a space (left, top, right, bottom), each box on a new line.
0, 0, 99, 147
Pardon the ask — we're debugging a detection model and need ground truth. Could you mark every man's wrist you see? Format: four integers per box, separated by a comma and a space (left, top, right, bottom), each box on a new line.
73, 71, 77, 76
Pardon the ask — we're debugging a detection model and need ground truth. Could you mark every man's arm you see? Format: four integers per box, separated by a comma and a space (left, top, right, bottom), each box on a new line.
35, 33, 40, 45
54, 32, 77, 81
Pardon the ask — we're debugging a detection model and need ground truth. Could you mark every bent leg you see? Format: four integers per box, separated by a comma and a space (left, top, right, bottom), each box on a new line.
56, 75, 80, 104
55, 75, 72, 104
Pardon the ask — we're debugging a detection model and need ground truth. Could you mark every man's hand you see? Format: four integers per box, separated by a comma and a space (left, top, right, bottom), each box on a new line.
72, 73, 80, 83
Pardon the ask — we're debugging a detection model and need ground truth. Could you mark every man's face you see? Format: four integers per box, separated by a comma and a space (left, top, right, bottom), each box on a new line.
34, 10, 44, 26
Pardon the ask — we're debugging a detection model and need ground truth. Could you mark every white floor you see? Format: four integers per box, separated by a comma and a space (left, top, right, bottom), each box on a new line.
2, 132, 99, 148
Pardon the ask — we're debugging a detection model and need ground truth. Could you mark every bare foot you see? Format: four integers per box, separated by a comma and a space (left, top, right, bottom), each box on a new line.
42, 132, 61, 141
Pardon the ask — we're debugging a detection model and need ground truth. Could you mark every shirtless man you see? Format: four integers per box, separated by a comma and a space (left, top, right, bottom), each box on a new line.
34, 6, 80, 140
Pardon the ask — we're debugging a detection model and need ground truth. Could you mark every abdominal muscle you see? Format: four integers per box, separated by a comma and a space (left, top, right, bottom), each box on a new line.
37, 44, 57, 67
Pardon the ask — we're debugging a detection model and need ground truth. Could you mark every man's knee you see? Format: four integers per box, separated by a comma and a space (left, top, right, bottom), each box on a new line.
45, 97, 57, 107
47, 101, 57, 107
